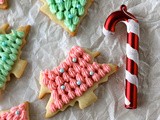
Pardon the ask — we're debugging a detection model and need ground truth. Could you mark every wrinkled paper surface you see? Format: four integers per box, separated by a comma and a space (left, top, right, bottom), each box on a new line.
0, 0, 160, 120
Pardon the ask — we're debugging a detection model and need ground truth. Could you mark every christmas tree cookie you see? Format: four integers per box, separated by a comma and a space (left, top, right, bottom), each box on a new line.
0, 102, 30, 120
39, 46, 118, 118
40, 0, 93, 36
0, 0, 8, 9
0, 24, 31, 94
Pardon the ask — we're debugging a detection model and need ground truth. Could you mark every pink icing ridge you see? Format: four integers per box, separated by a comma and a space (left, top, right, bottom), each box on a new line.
0, 103, 28, 120
42, 46, 111, 112
0, 0, 4, 4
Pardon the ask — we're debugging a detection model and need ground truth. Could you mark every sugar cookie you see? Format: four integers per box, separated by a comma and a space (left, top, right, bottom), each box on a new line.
40, 0, 93, 36
0, 24, 31, 95
39, 46, 118, 118
0, 102, 30, 120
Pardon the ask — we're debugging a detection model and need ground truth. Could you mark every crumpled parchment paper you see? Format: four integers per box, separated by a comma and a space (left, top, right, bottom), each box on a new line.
0, 0, 160, 120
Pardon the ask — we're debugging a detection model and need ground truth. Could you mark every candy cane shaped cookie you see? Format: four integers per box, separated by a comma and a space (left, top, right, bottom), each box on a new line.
103, 5, 139, 109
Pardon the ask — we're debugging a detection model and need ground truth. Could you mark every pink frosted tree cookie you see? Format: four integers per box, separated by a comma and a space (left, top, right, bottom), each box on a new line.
39, 46, 118, 118
0, 102, 30, 120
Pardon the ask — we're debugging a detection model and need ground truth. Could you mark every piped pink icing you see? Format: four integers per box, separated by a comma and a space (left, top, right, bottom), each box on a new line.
42, 46, 111, 112
0, 0, 4, 4
0, 103, 28, 120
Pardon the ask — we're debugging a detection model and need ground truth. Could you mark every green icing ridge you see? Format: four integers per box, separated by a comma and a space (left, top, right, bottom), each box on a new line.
0, 30, 24, 88
47, 0, 88, 32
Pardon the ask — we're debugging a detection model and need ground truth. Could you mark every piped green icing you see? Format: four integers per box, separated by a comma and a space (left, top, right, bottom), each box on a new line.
64, 19, 72, 27
46, 0, 88, 32
72, 0, 79, 8
78, 7, 84, 16
0, 30, 24, 89
57, 3, 64, 11
79, 0, 87, 6
68, 24, 76, 32
50, 4, 58, 14
47, 0, 55, 4
72, 16, 80, 25
64, 1, 72, 10
56, 11, 64, 20
70, 8, 77, 16
64, 10, 70, 18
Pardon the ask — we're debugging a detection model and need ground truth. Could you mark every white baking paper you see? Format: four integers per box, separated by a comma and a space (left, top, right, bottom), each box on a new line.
0, 0, 160, 119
